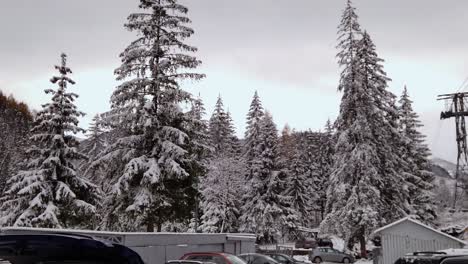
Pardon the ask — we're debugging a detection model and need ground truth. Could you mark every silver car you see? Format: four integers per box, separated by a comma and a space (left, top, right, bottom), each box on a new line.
309, 247, 355, 263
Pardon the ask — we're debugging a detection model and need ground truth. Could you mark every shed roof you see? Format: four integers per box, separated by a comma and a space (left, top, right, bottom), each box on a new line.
374, 217, 467, 245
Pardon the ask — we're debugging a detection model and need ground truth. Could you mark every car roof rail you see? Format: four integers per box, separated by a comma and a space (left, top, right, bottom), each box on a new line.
0, 231, 95, 240
412, 251, 447, 256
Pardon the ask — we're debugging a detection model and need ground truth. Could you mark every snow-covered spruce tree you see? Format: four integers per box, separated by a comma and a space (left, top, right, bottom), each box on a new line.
200, 97, 243, 232
0, 93, 33, 196
398, 86, 436, 223
337, 0, 362, 93
99, 0, 205, 232
82, 114, 105, 159
320, 31, 410, 256
240, 112, 295, 243
199, 156, 245, 233
277, 124, 296, 168
79, 114, 106, 184
208, 96, 240, 156
185, 95, 212, 232
357, 33, 411, 224
284, 132, 318, 230
244, 91, 265, 180
0, 54, 100, 229
315, 120, 335, 222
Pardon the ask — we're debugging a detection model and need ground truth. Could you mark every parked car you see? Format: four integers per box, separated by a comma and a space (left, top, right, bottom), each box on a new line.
441, 256, 468, 264
181, 252, 247, 264
238, 253, 280, 264
0, 233, 145, 264
295, 238, 317, 249
309, 247, 355, 263
265, 253, 306, 264
398, 251, 468, 264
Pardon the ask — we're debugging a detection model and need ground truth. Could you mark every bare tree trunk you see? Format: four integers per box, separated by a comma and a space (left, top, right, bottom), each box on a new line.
147, 221, 155, 232
359, 227, 367, 259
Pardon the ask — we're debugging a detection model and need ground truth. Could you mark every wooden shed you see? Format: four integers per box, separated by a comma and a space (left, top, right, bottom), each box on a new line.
373, 217, 466, 264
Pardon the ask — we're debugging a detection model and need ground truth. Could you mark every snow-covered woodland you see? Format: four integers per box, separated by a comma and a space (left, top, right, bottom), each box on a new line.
0, 0, 456, 253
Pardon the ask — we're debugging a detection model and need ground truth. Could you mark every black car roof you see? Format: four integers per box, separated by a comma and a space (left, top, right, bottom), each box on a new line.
441, 256, 468, 264
0, 234, 144, 264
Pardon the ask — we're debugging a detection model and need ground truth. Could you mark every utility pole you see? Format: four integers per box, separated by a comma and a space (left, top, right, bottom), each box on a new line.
438, 92, 468, 208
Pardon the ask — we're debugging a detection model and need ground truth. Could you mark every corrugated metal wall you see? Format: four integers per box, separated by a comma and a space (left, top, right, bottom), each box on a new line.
380, 234, 458, 264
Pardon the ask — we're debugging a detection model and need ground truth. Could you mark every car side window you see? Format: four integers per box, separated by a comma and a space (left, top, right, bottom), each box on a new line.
274, 255, 286, 262
212, 256, 227, 264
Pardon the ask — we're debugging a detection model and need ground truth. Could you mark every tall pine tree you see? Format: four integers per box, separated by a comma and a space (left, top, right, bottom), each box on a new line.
316, 120, 335, 222
0, 54, 99, 228
80, 114, 106, 186
321, 21, 410, 255
208, 96, 239, 156
398, 86, 436, 223
337, 0, 362, 93
185, 95, 211, 232
0, 93, 33, 196
240, 112, 294, 243
284, 132, 317, 229
200, 96, 243, 232
98, 0, 205, 232
244, 91, 264, 181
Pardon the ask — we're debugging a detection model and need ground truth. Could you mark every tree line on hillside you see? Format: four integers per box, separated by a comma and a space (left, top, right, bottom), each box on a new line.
0, 0, 436, 252
0, 93, 33, 196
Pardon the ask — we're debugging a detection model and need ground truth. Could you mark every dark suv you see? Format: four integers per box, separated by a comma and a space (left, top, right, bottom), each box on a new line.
0, 233, 145, 264
397, 252, 468, 264
441, 256, 468, 264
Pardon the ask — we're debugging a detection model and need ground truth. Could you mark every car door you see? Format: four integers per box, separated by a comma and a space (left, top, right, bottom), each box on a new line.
322, 248, 336, 262
329, 249, 343, 262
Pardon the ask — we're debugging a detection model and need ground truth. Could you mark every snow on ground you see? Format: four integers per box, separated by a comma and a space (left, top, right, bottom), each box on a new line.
293, 255, 311, 263
354, 260, 372, 264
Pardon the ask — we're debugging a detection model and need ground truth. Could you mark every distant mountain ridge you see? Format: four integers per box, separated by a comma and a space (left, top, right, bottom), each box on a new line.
432, 157, 457, 177
431, 163, 452, 179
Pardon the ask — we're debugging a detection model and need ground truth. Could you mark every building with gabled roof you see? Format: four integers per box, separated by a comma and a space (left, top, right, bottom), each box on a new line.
373, 217, 466, 264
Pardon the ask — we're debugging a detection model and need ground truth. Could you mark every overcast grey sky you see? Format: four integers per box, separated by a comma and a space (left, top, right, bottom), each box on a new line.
1, 0, 467, 162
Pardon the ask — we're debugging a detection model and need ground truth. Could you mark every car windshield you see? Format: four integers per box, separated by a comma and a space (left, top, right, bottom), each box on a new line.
224, 254, 246, 264
275, 255, 293, 262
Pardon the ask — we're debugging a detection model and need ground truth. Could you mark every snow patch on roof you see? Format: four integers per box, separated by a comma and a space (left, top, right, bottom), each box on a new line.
0, 226, 255, 238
